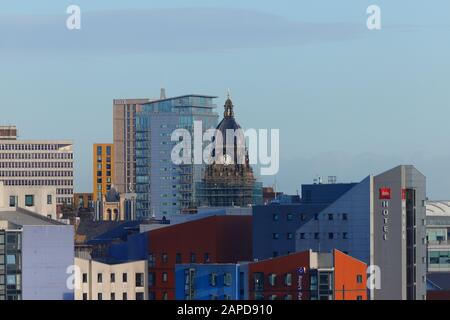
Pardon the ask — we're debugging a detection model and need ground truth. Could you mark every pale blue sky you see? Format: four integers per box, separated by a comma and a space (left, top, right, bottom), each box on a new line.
1, 1, 449, 198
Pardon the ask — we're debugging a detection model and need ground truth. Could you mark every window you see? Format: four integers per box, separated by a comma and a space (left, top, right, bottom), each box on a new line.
287, 213, 293, 221
300, 214, 306, 221
176, 253, 182, 264
110, 293, 115, 300
343, 232, 348, 239
356, 275, 363, 284
273, 233, 280, 240
284, 294, 292, 300
135, 273, 144, 287
162, 253, 168, 264
122, 293, 127, 301
97, 293, 102, 300
314, 233, 320, 240
149, 273, 155, 287
287, 233, 293, 240
342, 213, 348, 221
273, 213, 279, 221
204, 253, 211, 263
106, 146, 111, 156
122, 273, 127, 283
300, 233, 305, 239
357, 295, 363, 300
210, 273, 217, 287
6, 255, 16, 265
224, 273, 232, 287
82, 273, 88, 283
162, 292, 168, 300
268, 274, 277, 286
97, 146, 102, 156
285, 273, 292, 286
110, 273, 115, 283
328, 233, 334, 239
190, 253, 196, 263
328, 214, 333, 221
162, 272, 168, 283
47, 195, 52, 205
148, 253, 155, 267
136, 292, 144, 301
9, 196, 16, 207
97, 273, 103, 283
254, 273, 264, 291
25, 195, 34, 207
82, 293, 88, 300
314, 213, 319, 220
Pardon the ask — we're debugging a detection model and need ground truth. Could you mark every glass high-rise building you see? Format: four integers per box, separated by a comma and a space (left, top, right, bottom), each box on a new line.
135, 95, 218, 219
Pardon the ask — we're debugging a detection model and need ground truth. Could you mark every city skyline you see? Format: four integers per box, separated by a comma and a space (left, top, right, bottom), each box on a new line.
1, 1, 450, 199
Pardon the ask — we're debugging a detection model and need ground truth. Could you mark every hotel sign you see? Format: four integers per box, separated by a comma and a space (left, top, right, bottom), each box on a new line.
379, 187, 391, 240
379, 187, 391, 199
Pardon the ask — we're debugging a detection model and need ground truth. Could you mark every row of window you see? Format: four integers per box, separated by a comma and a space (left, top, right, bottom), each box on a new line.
0, 171, 73, 177
56, 188, 73, 195
3, 180, 73, 186
83, 292, 144, 301
0, 144, 68, 151
149, 252, 211, 266
0, 162, 73, 168
9, 194, 52, 207
96, 146, 112, 156
84, 272, 144, 287
96, 163, 112, 170
273, 213, 349, 222
272, 232, 349, 240
96, 171, 111, 177
0, 153, 73, 160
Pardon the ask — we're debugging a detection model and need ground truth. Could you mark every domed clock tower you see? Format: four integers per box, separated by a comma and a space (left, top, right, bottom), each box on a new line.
197, 95, 262, 207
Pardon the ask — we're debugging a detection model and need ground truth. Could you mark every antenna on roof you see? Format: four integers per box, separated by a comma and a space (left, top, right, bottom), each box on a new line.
160, 88, 166, 100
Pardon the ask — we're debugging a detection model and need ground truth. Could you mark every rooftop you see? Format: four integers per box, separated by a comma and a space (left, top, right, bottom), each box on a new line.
0, 207, 65, 227
426, 201, 450, 216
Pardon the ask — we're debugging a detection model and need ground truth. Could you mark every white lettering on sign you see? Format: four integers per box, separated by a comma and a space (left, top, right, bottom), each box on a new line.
382, 205, 389, 240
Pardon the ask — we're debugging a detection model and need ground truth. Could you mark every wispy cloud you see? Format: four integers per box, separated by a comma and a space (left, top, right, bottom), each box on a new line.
0, 8, 365, 53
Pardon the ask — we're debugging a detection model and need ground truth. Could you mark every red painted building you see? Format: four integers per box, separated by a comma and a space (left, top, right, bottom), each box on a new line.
245, 249, 367, 300
147, 215, 252, 300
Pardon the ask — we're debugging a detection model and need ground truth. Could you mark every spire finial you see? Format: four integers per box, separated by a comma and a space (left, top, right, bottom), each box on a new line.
227, 88, 231, 99
224, 90, 234, 118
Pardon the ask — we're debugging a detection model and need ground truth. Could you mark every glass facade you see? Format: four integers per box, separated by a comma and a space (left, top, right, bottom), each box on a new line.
427, 215, 450, 272
135, 95, 218, 219
0, 230, 22, 300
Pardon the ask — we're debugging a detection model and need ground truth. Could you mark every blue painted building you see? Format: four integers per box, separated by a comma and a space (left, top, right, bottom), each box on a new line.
253, 182, 357, 260
175, 264, 241, 300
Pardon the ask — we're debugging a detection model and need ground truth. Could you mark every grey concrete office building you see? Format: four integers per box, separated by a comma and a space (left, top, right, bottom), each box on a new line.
0, 126, 74, 207
253, 165, 427, 300
113, 99, 151, 194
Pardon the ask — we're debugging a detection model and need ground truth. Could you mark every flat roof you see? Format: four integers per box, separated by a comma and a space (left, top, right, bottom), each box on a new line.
143, 94, 218, 105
